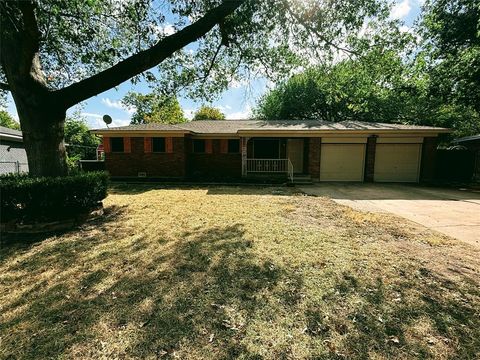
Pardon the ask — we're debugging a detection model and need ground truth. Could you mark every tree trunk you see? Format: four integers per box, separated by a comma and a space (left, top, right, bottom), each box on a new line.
14, 94, 68, 177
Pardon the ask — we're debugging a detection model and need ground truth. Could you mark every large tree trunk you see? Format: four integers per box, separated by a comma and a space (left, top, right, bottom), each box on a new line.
13, 93, 68, 177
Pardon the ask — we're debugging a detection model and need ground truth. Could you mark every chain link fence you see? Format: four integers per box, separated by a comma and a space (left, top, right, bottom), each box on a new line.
0, 161, 29, 175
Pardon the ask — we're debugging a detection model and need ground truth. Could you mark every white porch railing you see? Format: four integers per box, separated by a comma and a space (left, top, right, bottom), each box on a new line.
246, 158, 294, 182
287, 159, 294, 183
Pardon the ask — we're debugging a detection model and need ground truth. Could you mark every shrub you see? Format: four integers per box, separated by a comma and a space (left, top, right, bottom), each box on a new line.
0, 171, 109, 223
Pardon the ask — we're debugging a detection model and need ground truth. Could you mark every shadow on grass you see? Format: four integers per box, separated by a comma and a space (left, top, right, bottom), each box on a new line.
306, 270, 480, 359
1, 220, 479, 358
0, 223, 301, 359
0, 205, 127, 264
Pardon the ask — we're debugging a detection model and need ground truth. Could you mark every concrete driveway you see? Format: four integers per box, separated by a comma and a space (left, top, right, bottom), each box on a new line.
299, 183, 480, 247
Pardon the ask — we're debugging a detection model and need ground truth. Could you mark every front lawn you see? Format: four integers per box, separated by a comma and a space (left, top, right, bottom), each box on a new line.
1, 185, 479, 359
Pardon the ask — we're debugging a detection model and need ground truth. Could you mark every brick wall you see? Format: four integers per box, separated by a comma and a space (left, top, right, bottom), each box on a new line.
364, 136, 377, 182
308, 138, 321, 179
187, 139, 242, 180
420, 137, 437, 182
105, 137, 186, 178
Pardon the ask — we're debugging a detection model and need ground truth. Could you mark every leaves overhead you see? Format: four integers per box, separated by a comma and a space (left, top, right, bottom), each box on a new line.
1, 0, 390, 100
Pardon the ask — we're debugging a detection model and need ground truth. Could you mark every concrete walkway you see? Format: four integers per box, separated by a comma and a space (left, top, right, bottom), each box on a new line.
299, 183, 480, 247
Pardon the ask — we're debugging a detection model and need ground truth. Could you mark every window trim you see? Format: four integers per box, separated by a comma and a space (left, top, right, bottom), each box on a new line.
227, 139, 240, 154
152, 137, 166, 153
192, 139, 206, 153
110, 137, 124, 153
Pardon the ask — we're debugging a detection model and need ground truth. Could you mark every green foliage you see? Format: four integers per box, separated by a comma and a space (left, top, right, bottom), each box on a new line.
254, 49, 480, 138
64, 111, 100, 160
0, 171, 109, 223
0, 110, 20, 130
122, 92, 186, 124
420, 0, 480, 112
193, 105, 226, 120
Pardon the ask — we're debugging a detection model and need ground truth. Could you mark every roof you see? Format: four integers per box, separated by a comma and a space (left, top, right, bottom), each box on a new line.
92, 120, 450, 135
453, 134, 480, 143
0, 125, 23, 142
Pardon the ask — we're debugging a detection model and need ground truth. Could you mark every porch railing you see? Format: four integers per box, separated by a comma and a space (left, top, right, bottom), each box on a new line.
246, 158, 294, 182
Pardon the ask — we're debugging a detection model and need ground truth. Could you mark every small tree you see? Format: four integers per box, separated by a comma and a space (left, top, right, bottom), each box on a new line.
0, 110, 20, 130
64, 113, 100, 160
122, 92, 186, 124
193, 105, 226, 120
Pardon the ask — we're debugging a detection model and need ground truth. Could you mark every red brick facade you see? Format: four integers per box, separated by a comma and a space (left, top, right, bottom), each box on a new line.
420, 136, 438, 182
186, 138, 241, 180
105, 137, 186, 178
308, 138, 321, 179
364, 135, 377, 182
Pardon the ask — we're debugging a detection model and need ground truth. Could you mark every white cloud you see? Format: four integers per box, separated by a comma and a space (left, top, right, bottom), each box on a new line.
226, 105, 252, 120
101, 97, 135, 114
184, 109, 195, 120
390, 0, 411, 19
81, 112, 130, 129
150, 23, 176, 37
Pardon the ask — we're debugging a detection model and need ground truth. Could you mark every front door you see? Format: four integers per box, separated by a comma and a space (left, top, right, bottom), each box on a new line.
287, 139, 304, 174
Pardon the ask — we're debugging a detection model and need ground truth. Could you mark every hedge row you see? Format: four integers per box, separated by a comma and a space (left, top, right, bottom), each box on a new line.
1, 171, 109, 223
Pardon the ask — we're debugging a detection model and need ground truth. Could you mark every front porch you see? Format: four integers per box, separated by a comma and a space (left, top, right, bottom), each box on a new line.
241, 138, 309, 182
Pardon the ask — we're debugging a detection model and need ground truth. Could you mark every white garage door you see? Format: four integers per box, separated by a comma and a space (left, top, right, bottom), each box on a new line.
374, 144, 422, 182
320, 144, 365, 181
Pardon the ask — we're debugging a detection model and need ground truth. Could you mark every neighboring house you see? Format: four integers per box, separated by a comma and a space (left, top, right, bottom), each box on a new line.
92, 120, 449, 183
453, 134, 480, 181
0, 125, 28, 174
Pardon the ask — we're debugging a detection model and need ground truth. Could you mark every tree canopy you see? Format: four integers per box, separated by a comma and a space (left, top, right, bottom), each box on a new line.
1, 0, 393, 176
122, 92, 185, 124
420, 0, 480, 113
254, 46, 480, 138
193, 105, 226, 120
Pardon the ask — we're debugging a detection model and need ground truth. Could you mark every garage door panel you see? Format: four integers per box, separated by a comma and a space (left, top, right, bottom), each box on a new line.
374, 144, 421, 182
320, 144, 365, 181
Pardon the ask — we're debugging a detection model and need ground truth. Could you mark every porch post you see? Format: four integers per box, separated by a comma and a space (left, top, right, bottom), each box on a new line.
241, 137, 250, 177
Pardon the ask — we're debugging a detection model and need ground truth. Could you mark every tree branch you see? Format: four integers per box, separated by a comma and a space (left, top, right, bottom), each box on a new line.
0, 82, 10, 91
56, 0, 245, 109
283, 1, 359, 57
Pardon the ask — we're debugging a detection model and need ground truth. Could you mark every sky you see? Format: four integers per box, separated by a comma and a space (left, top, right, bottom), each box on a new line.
4, 0, 423, 129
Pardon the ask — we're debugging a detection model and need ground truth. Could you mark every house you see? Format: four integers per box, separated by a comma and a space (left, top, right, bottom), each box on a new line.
453, 134, 480, 181
0, 125, 28, 175
92, 120, 449, 183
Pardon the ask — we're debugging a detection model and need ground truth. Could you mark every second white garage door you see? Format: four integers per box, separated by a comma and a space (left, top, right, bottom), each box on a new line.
374, 144, 422, 182
320, 144, 366, 181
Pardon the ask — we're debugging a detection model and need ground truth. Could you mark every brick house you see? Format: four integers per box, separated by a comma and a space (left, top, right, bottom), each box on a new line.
92, 120, 449, 183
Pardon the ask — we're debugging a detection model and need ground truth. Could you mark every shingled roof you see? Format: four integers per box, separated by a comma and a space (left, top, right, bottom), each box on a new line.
92, 120, 449, 135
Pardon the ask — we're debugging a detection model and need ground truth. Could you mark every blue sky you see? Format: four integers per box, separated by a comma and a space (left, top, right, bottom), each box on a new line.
4, 0, 423, 129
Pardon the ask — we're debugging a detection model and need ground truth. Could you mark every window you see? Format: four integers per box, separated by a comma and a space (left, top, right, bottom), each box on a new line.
111, 137, 124, 152
228, 139, 240, 153
152, 137, 166, 152
193, 139, 205, 153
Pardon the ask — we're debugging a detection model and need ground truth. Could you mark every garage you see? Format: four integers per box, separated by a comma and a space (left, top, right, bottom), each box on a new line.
374, 140, 422, 182
320, 140, 366, 181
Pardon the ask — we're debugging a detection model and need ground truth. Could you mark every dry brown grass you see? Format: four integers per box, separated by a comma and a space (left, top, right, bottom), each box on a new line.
1, 184, 479, 359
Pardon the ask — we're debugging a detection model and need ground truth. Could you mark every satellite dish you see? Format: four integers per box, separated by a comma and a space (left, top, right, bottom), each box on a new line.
102, 114, 112, 127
